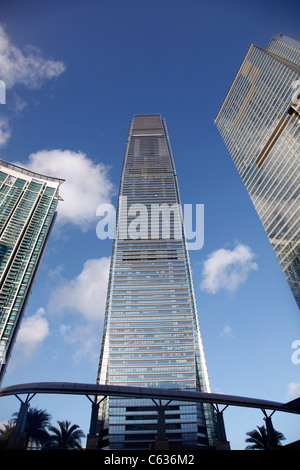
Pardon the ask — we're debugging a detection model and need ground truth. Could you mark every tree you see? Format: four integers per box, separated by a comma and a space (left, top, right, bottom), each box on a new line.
245, 424, 285, 450
13, 406, 52, 449
0, 421, 15, 448
47, 420, 85, 449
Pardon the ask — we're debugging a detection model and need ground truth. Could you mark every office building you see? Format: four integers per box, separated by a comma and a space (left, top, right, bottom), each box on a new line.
94, 114, 216, 449
215, 34, 300, 308
0, 160, 63, 384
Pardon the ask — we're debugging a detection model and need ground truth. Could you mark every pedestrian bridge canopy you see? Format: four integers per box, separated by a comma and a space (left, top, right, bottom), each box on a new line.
1, 381, 299, 414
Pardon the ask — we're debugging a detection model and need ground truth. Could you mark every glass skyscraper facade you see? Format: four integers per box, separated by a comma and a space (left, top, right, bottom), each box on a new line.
215, 34, 300, 309
0, 160, 63, 384
95, 114, 216, 449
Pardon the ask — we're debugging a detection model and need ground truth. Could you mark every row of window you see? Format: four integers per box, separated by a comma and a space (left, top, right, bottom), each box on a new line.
0, 181, 58, 355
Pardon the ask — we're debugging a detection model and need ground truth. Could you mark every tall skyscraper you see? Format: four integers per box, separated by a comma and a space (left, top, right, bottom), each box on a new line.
215, 34, 300, 309
95, 114, 216, 449
0, 160, 63, 384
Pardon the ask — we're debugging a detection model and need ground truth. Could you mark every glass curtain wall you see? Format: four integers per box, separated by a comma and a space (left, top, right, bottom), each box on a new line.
0, 160, 63, 384
95, 114, 216, 449
215, 35, 300, 309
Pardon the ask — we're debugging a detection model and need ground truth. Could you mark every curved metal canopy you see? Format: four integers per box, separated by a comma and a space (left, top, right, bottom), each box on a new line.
1, 381, 299, 415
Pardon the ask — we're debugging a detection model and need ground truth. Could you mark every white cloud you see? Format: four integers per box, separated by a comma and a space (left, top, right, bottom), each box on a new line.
20, 149, 114, 230
6, 308, 49, 373
200, 243, 258, 294
11, 91, 27, 113
50, 257, 110, 322
0, 25, 65, 89
0, 116, 11, 146
14, 308, 50, 359
0, 24, 65, 147
48, 257, 110, 363
287, 382, 300, 398
219, 325, 234, 338
59, 323, 101, 364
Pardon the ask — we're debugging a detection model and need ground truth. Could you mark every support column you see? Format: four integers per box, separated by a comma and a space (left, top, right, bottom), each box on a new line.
214, 405, 230, 450
152, 400, 169, 450
89, 401, 100, 435
7, 400, 29, 449
262, 410, 278, 449
86, 395, 106, 450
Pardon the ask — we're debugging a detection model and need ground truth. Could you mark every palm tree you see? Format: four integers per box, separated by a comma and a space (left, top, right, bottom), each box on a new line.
47, 420, 85, 449
0, 421, 15, 448
13, 406, 52, 449
245, 425, 285, 450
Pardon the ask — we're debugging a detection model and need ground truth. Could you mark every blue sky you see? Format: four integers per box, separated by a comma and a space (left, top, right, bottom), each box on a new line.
0, 0, 299, 450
